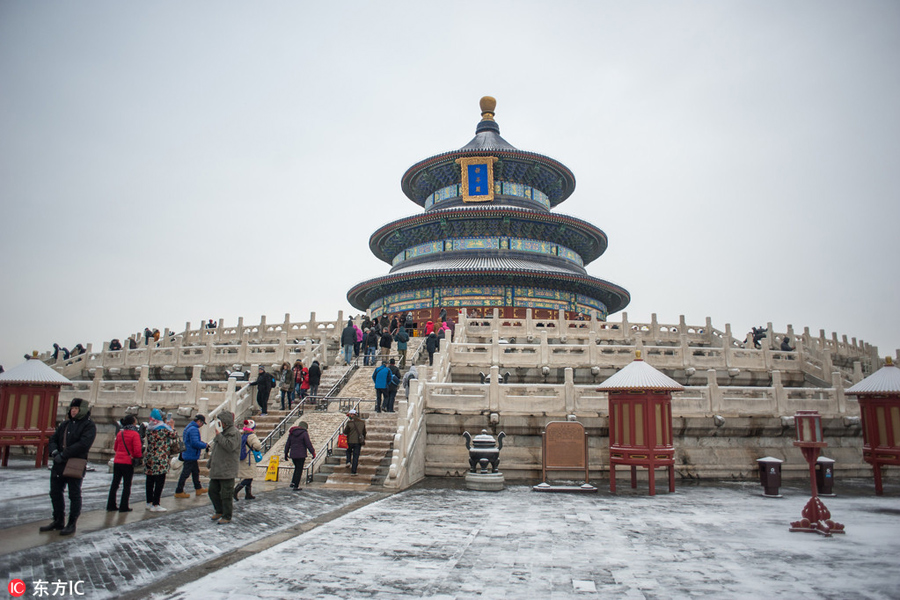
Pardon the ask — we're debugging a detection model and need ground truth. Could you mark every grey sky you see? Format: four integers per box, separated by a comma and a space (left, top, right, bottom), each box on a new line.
1, 1, 898, 370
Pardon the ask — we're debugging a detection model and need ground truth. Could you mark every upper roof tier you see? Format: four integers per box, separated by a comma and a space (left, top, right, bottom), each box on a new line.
401, 97, 576, 208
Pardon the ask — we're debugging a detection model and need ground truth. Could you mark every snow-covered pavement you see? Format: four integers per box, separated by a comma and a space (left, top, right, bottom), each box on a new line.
1, 456, 898, 599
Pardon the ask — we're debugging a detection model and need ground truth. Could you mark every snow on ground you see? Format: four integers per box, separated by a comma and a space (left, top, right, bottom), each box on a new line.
158, 481, 900, 600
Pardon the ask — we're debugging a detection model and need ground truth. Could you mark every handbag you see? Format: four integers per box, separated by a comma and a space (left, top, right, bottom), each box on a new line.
60, 423, 87, 479
337, 434, 348, 449
62, 457, 87, 478
122, 431, 142, 467
169, 455, 183, 472
252, 449, 263, 463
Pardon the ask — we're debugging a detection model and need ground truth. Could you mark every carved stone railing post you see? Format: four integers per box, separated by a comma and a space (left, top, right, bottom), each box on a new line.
277, 332, 287, 363
239, 332, 249, 363
491, 330, 500, 366
489, 365, 500, 412
767, 321, 775, 349
188, 365, 203, 405
320, 333, 329, 365
525, 308, 533, 332
540, 330, 549, 365
137, 366, 150, 404
772, 370, 787, 414
650, 313, 659, 340
832, 371, 846, 414
90, 368, 103, 405
564, 367, 575, 414
706, 369, 720, 414
724, 323, 733, 367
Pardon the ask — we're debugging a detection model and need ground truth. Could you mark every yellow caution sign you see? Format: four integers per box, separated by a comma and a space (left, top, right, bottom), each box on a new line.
264, 455, 280, 481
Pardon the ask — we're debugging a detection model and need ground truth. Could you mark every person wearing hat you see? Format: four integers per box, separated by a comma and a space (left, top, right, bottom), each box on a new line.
342, 410, 366, 476
234, 420, 263, 500
144, 408, 177, 512
284, 419, 316, 490
40, 397, 96, 536
174, 414, 209, 499
207, 411, 241, 524
249, 365, 273, 416
385, 358, 401, 413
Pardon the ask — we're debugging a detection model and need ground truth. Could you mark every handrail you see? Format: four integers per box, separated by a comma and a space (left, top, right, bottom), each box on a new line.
302, 398, 362, 484
259, 398, 311, 454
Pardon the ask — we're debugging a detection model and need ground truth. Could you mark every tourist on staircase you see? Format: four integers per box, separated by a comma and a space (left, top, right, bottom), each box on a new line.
372, 361, 391, 413
207, 412, 240, 524
174, 414, 209, 499
426, 330, 438, 366
385, 358, 401, 413
308, 360, 322, 400
107, 414, 142, 512
234, 420, 262, 500
284, 420, 316, 490
39, 398, 96, 536
379, 327, 393, 362
296, 361, 310, 402
279, 362, 294, 410
395, 325, 410, 369
364, 327, 378, 366
354, 321, 363, 359
343, 410, 366, 476
144, 409, 178, 512
249, 365, 273, 416
425, 320, 435, 336
402, 364, 418, 399
341, 319, 356, 365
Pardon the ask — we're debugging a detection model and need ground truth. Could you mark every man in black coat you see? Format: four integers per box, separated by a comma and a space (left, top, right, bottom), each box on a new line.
379, 327, 393, 363
249, 366, 273, 416
40, 398, 96, 536
341, 319, 356, 365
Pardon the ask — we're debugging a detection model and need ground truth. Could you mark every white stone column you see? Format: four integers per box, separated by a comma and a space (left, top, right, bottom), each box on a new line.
706, 369, 720, 415
137, 366, 150, 405
832, 371, 847, 415
540, 330, 549, 366
188, 365, 203, 405
239, 332, 250, 363
564, 367, 575, 414
772, 370, 787, 415
491, 330, 500, 366
489, 365, 500, 413
90, 368, 103, 405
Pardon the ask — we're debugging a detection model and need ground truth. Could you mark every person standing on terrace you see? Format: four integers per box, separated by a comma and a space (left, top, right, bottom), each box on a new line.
341, 319, 356, 365
249, 366, 273, 416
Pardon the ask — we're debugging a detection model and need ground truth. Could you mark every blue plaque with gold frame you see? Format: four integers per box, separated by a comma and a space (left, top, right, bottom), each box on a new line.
456, 156, 498, 203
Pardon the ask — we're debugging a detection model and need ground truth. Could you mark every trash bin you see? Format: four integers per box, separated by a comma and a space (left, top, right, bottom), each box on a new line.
816, 456, 836, 496
757, 457, 783, 498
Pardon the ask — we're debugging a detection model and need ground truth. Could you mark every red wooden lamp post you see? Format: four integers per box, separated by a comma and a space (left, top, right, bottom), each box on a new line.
0, 355, 72, 467
789, 410, 845, 536
846, 356, 900, 495
597, 351, 683, 496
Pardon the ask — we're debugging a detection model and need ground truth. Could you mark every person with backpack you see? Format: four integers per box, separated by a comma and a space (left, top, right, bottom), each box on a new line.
395, 325, 410, 369
372, 361, 391, 413
233, 420, 262, 500
364, 327, 379, 366
385, 358, 401, 413
308, 360, 322, 399
343, 410, 366, 476
279, 362, 295, 410
426, 331, 438, 366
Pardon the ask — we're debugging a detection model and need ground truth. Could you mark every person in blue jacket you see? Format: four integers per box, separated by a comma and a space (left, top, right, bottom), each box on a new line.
372, 361, 391, 413
174, 414, 209, 498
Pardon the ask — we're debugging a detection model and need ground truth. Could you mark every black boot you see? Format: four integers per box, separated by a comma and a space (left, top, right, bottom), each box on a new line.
59, 517, 77, 536
233, 483, 242, 501
245, 483, 255, 500
39, 520, 64, 533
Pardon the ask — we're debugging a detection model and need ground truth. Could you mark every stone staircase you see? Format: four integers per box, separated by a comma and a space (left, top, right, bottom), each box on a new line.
317, 411, 398, 486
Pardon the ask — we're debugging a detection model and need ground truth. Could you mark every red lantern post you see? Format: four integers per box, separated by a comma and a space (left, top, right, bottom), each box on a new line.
789, 410, 845, 536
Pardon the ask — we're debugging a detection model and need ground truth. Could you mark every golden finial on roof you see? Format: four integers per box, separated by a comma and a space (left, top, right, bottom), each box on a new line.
635, 350, 642, 361
480, 96, 496, 121
887, 356, 894, 366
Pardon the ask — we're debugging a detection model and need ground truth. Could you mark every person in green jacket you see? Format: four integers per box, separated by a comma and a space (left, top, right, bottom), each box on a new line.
207, 411, 241, 524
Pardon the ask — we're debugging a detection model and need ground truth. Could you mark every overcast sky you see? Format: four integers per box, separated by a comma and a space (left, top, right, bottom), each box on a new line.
1, 1, 898, 371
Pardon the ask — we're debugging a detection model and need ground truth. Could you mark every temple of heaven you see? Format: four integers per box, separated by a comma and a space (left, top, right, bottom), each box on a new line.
347, 97, 630, 328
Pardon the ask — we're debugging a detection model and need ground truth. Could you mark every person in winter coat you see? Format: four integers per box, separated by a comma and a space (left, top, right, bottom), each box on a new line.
402, 364, 419, 399
144, 408, 178, 512
390, 316, 399, 336
395, 325, 410, 369
234, 420, 262, 500
307, 360, 322, 399
385, 358, 401, 413
284, 420, 316, 490
249, 366, 273, 416
364, 328, 379, 366
40, 398, 96, 536
379, 327, 393, 362
174, 414, 209, 498
207, 411, 241, 524
341, 319, 356, 365
107, 414, 142, 512
353, 323, 363, 358
426, 331, 438, 366
372, 361, 391, 413
279, 361, 295, 410
297, 361, 310, 401
425, 320, 435, 336
343, 409, 366, 475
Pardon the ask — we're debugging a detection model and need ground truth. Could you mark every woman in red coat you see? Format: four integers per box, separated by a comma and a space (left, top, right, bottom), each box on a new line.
107, 414, 143, 512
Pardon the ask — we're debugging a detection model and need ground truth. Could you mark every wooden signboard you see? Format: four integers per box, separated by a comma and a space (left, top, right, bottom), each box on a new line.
541, 421, 591, 484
